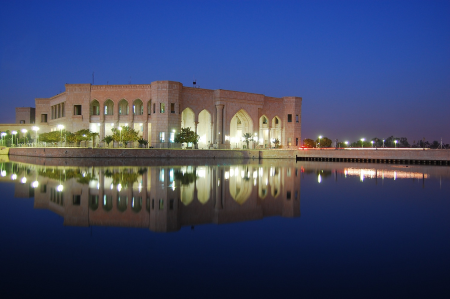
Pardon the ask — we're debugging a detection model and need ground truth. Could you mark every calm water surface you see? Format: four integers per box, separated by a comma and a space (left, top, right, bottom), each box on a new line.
1, 158, 449, 298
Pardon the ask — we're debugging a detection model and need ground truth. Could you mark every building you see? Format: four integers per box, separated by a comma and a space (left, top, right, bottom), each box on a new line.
20, 80, 302, 148
15, 107, 35, 124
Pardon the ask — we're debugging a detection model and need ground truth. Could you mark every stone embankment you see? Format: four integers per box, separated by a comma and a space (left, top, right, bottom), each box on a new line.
296, 148, 450, 165
5, 147, 450, 165
8, 147, 297, 159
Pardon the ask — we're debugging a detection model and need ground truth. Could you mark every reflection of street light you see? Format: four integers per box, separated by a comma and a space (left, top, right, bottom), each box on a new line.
32, 126, 39, 147
57, 125, 64, 145
21, 129, 28, 145
361, 138, 365, 148
12, 131, 17, 147
318, 135, 322, 149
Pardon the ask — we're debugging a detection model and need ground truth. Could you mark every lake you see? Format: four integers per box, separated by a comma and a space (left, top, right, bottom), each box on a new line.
1, 159, 449, 298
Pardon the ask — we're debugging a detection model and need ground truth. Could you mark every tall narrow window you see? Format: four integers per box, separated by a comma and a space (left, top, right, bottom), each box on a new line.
287, 114, 292, 122
153, 103, 155, 114
74, 105, 82, 115
159, 199, 164, 210
296, 115, 299, 123
160, 103, 165, 113
171, 103, 175, 113
159, 132, 165, 142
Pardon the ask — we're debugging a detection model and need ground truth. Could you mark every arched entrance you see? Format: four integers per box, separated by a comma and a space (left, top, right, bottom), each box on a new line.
197, 109, 211, 149
90, 100, 100, 116
133, 99, 143, 115
271, 116, 282, 147
181, 108, 195, 131
118, 99, 129, 116
229, 109, 253, 149
259, 115, 269, 148
104, 99, 114, 115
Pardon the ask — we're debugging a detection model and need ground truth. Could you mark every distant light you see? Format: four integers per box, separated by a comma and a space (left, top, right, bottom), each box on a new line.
21, 177, 27, 184
11, 174, 17, 180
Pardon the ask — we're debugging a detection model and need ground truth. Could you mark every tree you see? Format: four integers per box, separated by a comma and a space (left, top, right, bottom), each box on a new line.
39, 131, 64, 143
315, 137, 332, 148
274, 138, 281, 148
174, 127, 199, 145
242, 133, 252, 149
102, 135, 114, 147
303, 138, 316, 148
111, 126, 140, 146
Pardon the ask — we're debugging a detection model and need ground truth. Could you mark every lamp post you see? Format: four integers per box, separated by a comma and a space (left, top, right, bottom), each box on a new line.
21, 129, 28, 146
371, 141, 374, 148
57, 125, 64, 146
394, 140, 398, 148
345, 141, 349, 148
32, 126, 39, 147
318, 135, 322, 149
361, 138, 365, 148
1, 132, 6, 146
118, 126, 122, 146
12, 131, 17, 147
383, 139, 385, 148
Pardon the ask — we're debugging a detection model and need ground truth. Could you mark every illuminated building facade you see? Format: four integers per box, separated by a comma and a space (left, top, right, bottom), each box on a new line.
32, 81, 302, 148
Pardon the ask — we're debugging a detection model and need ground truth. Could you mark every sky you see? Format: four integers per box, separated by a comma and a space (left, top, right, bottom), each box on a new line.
0, 0, 449, 144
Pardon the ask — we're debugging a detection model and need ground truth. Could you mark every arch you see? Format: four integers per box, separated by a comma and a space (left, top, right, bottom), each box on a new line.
89, 195, 99, 211
117, 196, 128, 212
229, 109, 253, 149
118, 99, 129, 116
271, 116, 282, 147
269, 166, 281, 198
229, 165, 252, 205
90, 100, 100, 116
258, 166, 269, 199
259, 115, 270, 147
181, 108, 195, 131
131, 196, 142, 213
104, 99, 114, 116
197, 109, 212, 149
102, 195, 113, 212
133, 99, 144, 115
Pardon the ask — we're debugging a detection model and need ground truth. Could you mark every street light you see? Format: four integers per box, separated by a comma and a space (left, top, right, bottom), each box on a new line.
57, 125, 64, 145
118, 126, 122, 146
361, 138, 365, 148
318, 135, 322, 149
21, 129, 28, 145
394, 140, 398, 148
345, 141, 349, 147
1, 132, 6, 146
32, 126, 39, 147
12, 131, 17, 147
382, 139, 385, 148
371, 141, 374, 148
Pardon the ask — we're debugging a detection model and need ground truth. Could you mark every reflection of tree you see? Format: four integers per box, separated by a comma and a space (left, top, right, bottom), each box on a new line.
38, 168, 97, 184
104, 169, 141, 187
174, 170, 197, 185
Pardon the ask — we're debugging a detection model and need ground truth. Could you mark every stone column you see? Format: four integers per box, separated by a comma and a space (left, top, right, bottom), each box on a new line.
211, 122, 214, 146
215, 105, 224, 144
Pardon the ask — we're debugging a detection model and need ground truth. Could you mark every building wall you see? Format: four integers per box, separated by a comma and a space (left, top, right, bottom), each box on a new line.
30, 80, 302, 148
15, 107, 35, 124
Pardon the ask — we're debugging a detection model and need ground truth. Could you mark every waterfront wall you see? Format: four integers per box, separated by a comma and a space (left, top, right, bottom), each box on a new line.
8, 147, 298, 159
296, 149, 450, 162
7, 147, 450, 162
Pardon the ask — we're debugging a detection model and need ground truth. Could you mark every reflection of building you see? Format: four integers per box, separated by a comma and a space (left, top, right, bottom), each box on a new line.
5, 162, 301, 232
28, 81, 301, 148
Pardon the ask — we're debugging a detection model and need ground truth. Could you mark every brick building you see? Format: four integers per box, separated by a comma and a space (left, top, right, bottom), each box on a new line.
31, 80, 302, 148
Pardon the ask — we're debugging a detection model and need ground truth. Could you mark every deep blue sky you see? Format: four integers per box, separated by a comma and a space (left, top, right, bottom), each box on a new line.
1, 0, 449, 143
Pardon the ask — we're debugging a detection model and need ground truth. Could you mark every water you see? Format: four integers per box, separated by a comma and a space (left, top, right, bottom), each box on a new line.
1, 159, 449, 298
